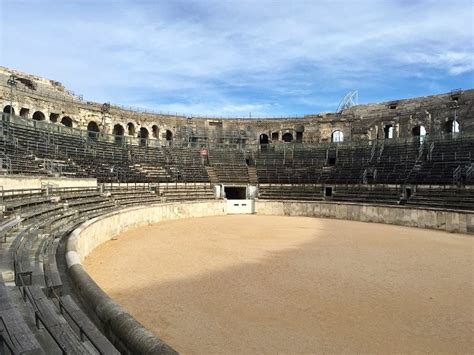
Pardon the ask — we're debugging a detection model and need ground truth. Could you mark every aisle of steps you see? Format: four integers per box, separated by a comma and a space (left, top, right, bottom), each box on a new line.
205, 166, 219, 184
247, 166, 258, 184
208, 149, 250, 183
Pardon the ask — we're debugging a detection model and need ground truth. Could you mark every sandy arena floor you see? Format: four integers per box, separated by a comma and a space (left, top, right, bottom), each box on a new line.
84, 215, 474, 354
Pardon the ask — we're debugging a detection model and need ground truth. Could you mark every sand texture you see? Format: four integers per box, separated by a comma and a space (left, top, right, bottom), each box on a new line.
84, 215, 474, 354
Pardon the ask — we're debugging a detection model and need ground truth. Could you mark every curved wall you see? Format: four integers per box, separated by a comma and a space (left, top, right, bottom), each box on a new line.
65, 199, 472, 352
66, 201, 226, 354
255, 200, 474, 234
67, 200, 226, 263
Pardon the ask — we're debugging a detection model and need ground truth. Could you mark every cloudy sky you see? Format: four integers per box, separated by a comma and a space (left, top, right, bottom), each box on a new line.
0, 0, 473, 117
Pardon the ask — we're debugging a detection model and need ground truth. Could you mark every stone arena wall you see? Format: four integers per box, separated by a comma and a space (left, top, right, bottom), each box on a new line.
65, 201, 226, 354
0, 175, 97, 190
255, 200, 474, 235
64, 199, 472, 352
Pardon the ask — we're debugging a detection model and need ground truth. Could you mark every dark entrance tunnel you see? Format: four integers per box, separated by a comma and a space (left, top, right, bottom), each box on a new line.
224, 186, 246, 199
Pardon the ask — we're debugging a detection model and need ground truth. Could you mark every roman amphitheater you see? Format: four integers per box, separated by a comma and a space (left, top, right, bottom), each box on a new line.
0, 66, 472, 354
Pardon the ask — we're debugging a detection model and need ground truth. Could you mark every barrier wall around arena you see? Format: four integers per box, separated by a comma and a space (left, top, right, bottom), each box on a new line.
65, 199, 472, 352
255, 200, 474, 235
0, 175, 97, 190
65, 201, 227, 354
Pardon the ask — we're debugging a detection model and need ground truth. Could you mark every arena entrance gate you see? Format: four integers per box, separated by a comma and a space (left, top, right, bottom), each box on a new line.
224, 186, 254, 214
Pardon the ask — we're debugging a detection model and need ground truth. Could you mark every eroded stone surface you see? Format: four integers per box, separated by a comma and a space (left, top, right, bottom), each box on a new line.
1, 66, 472, 144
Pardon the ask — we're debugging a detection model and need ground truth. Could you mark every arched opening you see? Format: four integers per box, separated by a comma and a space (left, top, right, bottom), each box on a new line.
384, 124, 394, 139
331, 130, 344, 143
87, 121, 100, 140
32, 111, 46, 121
259, 133, 269, 145
282, 132, 293, 143
113, 124, 124, 145
445, 119, 460, 133
271, 132, 279, 141
20, 108, 30, 118
61, 116, 73, 127
138, 127, 149, 146
296, 131, 303, 143
412, 125, 427, 143
3, 105, 14, 115
166, 130, 173, 141
152, 125, 159, 138
453, 120, 460, 133
127, 122, 135, 136
412, 125, 426, 137
49, 113, 59, 123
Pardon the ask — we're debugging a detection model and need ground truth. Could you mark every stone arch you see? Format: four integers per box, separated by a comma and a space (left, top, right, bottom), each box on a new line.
384, 124, 394, 139
295, 125, 304, 143
138, 127, 149, 146
113, 124, 124, 136
113, 124, 125, 144
87, 121, 100, 140
20, 108, 30, 118
331, 130, 344, 143
152, 125, 159, 138
412, 125, 426, 137
282, 132, 293, 142
445, 119, 460, 133
127, 122, 135, 136
61, 116, 73, 127
259, 133, 269, 145
412, 125, 427, 143
32, 111, 46, 121
166, 129, 173, 141
3, 105, 15, 115
49, 113, 59, 123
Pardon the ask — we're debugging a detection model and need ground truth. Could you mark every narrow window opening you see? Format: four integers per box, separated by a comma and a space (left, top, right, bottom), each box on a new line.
331, 130, 344, 143
325, 186, 333, 197
384, 124, 394, 139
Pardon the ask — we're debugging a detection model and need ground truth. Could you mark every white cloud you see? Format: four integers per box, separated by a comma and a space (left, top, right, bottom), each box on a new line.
397, 51, 474, 75
1, 0, 473, 115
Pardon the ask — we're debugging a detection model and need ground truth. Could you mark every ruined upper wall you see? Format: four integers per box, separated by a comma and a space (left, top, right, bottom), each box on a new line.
0, 66, 69, 95
0, 66, 472, 144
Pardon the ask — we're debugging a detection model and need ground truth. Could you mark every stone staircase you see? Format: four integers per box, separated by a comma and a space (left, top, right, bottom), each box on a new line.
247, 166, 258, 184
205, 166, 219, 184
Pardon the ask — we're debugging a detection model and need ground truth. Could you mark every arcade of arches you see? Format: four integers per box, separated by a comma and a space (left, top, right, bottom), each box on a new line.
2, 103, 461, 143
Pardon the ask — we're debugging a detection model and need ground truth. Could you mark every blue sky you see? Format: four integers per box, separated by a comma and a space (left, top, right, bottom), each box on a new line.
1, 0, 473, 117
